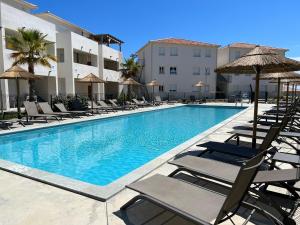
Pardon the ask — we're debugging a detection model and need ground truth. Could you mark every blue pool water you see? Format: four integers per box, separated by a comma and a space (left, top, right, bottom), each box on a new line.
0, 105, 243, 186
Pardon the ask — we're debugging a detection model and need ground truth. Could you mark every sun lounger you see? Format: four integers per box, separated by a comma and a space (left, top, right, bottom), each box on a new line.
87, 101, 106, 113
141, 96, 155, 105
169, 155, 300, 212
0, 119, 25, 129
0, 120, 13, 129
24, 101, 60, 122
98, 100, 117, 112
121, 152, 291, 225
54, 103, 91, 116
109, 99, 133, 110
132, 98, 149, 107
38, 102, 72, 118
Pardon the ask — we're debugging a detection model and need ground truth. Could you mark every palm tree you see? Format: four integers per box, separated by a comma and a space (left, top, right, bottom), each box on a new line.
121, 54, 141, 79
6, 28, 56, 100
120, 54, 141, 100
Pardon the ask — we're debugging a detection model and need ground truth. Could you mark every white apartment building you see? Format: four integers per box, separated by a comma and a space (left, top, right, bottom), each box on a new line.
217, 43, 288, 99
137, 38, 220, 100
0, 0, 58, 110
0, 0, 123, 110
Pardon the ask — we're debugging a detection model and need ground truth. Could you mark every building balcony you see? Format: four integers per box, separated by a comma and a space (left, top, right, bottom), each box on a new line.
73, 63, 99, 79
103, 69, 121, 82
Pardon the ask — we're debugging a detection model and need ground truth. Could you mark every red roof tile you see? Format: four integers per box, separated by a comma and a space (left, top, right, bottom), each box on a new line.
151, 38, 220, 47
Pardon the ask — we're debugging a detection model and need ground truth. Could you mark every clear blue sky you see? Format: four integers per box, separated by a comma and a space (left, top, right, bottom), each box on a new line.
31, 0, 300, 59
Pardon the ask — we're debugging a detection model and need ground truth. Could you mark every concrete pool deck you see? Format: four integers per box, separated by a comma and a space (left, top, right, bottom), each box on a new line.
0, 103, 298, 225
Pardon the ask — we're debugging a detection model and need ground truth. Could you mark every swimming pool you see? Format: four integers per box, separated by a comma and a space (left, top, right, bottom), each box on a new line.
0, 105, 244, 188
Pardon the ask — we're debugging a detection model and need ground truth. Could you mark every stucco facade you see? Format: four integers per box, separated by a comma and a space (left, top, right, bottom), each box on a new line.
137, 38, 220, 100
0, 0, 123, 110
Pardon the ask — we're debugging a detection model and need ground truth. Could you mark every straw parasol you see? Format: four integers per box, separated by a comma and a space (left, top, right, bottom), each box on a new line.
121, 78, 141, 101
121, 77, 141, 86
77, 73, 105, 110
0, 66, 36, 118
215, 46, 300, 148
194, 81, 205, 100
276, 78, 300, 109
146, 80, 160, 104
259, 72, 300, 122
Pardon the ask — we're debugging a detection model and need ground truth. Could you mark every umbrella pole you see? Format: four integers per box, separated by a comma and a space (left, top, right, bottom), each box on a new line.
252, 67, 260, 148
16, 78, 21, 119
291, 83, 295, 103
0, 80, 3, 118
276, 78, 280, 123
152, 86, 154, 105
286, 82, 289, 112
199, 87, 201, 100
91, 82, 93, 114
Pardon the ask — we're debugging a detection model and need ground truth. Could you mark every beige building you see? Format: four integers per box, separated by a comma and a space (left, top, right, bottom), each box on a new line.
137, 38, 220, 100
217, 43, 288, 99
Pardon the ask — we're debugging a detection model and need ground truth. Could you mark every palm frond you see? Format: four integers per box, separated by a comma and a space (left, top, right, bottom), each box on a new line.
8, 28, 56, 72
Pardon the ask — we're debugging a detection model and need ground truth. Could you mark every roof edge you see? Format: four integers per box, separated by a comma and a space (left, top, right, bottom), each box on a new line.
35, 12, 93, 35
14, 0, 37, 10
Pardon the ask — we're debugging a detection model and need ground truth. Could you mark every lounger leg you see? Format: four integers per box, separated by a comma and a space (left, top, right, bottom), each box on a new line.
242, 201, 287, 225
225, 134, 236, 143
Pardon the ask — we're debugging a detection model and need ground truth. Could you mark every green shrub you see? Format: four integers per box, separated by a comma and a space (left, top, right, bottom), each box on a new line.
52, 95, 88, 110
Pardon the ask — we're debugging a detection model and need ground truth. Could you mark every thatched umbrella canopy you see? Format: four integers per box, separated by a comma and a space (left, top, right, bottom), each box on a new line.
215, 46, 300, 148
77, 73, 106, 84
146, 80, 160, 104
194, 81, 205, 99
0, 66, 37, 118
194, 81, 205, 87
121, 78, 141, 86
121, 78, 141, 101
77, 73, 105, 109
259, 72, 300, 121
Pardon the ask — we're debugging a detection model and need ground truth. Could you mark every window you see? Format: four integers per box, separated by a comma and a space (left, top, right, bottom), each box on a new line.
193, 48, 201, 57
205, 67, 210, 75
73, 49, 98, 67
5, 29, 18, 50
235, 51, 241, 59
205, 49, 211, 58
159, 47, 165, 56
159, 66, 165, 74
193, 67, 201, 75
57, 48, 65, 63
74, 52, 80, 63
170, 47, 178, 56
169, 84, 177, 92
170, 67, 177, 75
159, 85, 164, 92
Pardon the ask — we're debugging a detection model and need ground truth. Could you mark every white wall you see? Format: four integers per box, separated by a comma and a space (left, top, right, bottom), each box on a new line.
56, 31, 100, 95
0, 1, 58, 108
138, 42, 218, 98
0, 2, 57, 75
99, 44, 123, 97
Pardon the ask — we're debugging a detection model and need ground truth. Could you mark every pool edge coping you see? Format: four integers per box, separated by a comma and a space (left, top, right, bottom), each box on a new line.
0, 104, 251, 202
